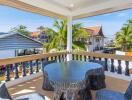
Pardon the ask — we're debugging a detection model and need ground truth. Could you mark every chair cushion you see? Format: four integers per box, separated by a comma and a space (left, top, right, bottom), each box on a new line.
96, 89, 125, 100
125, 80, 132, 100
15, 93, 49, 100
0, 83, 12, 100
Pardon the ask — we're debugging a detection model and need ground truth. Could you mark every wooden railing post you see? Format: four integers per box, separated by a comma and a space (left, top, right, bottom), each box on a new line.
84, 55, 87, 61
99, 58, 101, 61
62, 54, 65, 61
80, 55, 82, 61
104, 58, 108, 71
22, 62, 26, 77
88, 56, 91, 61
30, 61, 33, 74
93, 57, 96, 60
76, 55, 78, 60
110, 59, 115, 72
64, 54, 67, 61
36, 59, 39, 73
14, 63, 19, 79
72, 54, 75, 60
58, 55, 61, 62
51, 57, 54, 60
125, 61, 129, 76
55, 56, 57, 61
117, 60, 122, 74
5, 65, 10, 81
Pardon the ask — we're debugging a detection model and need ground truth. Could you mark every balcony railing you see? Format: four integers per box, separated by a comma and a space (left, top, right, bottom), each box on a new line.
0, 51, 132, 82
0, 51, 67, 82
71, 51, 132, 76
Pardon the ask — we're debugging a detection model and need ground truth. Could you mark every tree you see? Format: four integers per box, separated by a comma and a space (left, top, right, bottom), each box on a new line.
44, 20, 88, 51
10, 25, 29, 36
37, 26, 45, 32
115, 20, 132, 51
125, 19, 132, 26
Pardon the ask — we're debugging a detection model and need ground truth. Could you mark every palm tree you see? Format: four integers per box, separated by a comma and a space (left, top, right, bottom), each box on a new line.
115, 25, 132, 51
126, 19, 132, 26
44, 20, 88, 51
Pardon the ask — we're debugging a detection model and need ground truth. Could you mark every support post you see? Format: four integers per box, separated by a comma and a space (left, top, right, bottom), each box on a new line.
67, 16, 72, 61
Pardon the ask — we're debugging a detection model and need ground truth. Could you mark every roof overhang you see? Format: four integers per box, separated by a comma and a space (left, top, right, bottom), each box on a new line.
0, 0, 132, 19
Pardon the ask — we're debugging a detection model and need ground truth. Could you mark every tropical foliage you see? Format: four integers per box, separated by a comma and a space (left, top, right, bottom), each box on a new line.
115, 19, 132, 51
10, 25, 29, 36
43, 20, 88, 51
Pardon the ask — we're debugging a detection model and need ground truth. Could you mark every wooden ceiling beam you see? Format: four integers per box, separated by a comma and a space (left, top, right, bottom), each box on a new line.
0, 0, 66, 19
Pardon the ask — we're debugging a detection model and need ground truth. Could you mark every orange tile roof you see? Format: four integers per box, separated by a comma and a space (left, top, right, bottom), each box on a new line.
30, 31, 41, 38
85, 26, 104, 36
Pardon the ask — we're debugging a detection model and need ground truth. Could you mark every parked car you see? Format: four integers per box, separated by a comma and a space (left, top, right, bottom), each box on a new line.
102, 48, 114, 54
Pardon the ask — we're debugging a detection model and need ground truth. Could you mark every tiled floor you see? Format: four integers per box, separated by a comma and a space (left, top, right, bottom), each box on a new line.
8, 76, 130, 100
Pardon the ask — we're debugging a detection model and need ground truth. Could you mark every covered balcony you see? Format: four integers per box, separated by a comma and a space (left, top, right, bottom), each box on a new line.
0, 51, 132, 100
0, 0, 132, 100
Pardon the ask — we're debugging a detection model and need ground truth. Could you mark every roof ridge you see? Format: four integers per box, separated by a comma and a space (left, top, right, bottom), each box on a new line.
84, 25, 104, 36
0, 32, 43, 45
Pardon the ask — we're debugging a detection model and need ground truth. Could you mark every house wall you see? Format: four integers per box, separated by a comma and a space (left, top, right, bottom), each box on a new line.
0, 50, 15, 59
87, 36, 104, 52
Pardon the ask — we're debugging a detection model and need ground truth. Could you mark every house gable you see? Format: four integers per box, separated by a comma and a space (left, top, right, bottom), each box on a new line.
85, 26, 104, 37
0, 33, 42, 50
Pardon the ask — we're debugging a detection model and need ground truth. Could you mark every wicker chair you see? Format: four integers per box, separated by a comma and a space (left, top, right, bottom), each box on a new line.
96, 80, 132, 100
42, 60, 57, 91
0, 83, 12, 100
0, 83, 47, 100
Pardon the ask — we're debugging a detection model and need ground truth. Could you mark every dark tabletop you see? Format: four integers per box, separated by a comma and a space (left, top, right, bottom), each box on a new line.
44, 60, 103, 84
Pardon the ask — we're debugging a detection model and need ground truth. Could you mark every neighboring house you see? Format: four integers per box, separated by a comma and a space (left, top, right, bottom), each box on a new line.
30, 31, 48, 43
84, 26, 105, 52
104, 38, 114, 47
0, 32, 43, 59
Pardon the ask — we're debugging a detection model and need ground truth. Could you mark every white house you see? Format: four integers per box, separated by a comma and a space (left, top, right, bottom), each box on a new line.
85, 26, 105, 52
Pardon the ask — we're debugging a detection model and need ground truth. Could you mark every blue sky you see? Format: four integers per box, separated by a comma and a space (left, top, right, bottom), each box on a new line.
0, 5, 132, 39
0, 5, 56, 32
74, 9, 132, 39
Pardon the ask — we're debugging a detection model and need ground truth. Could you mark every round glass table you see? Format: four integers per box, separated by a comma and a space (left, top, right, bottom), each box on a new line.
43, 60, 105, 100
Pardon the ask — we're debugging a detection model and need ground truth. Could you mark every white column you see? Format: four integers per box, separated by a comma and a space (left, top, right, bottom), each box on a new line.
67, 16, 72, 61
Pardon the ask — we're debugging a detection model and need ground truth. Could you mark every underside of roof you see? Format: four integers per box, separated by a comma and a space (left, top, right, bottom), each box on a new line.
0, 33, 42, 50
0, 0, 132, 19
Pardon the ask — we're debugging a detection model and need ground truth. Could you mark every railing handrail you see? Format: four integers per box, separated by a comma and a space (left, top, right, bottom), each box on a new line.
0, 51, 67, 66
71, 51, 132, 61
